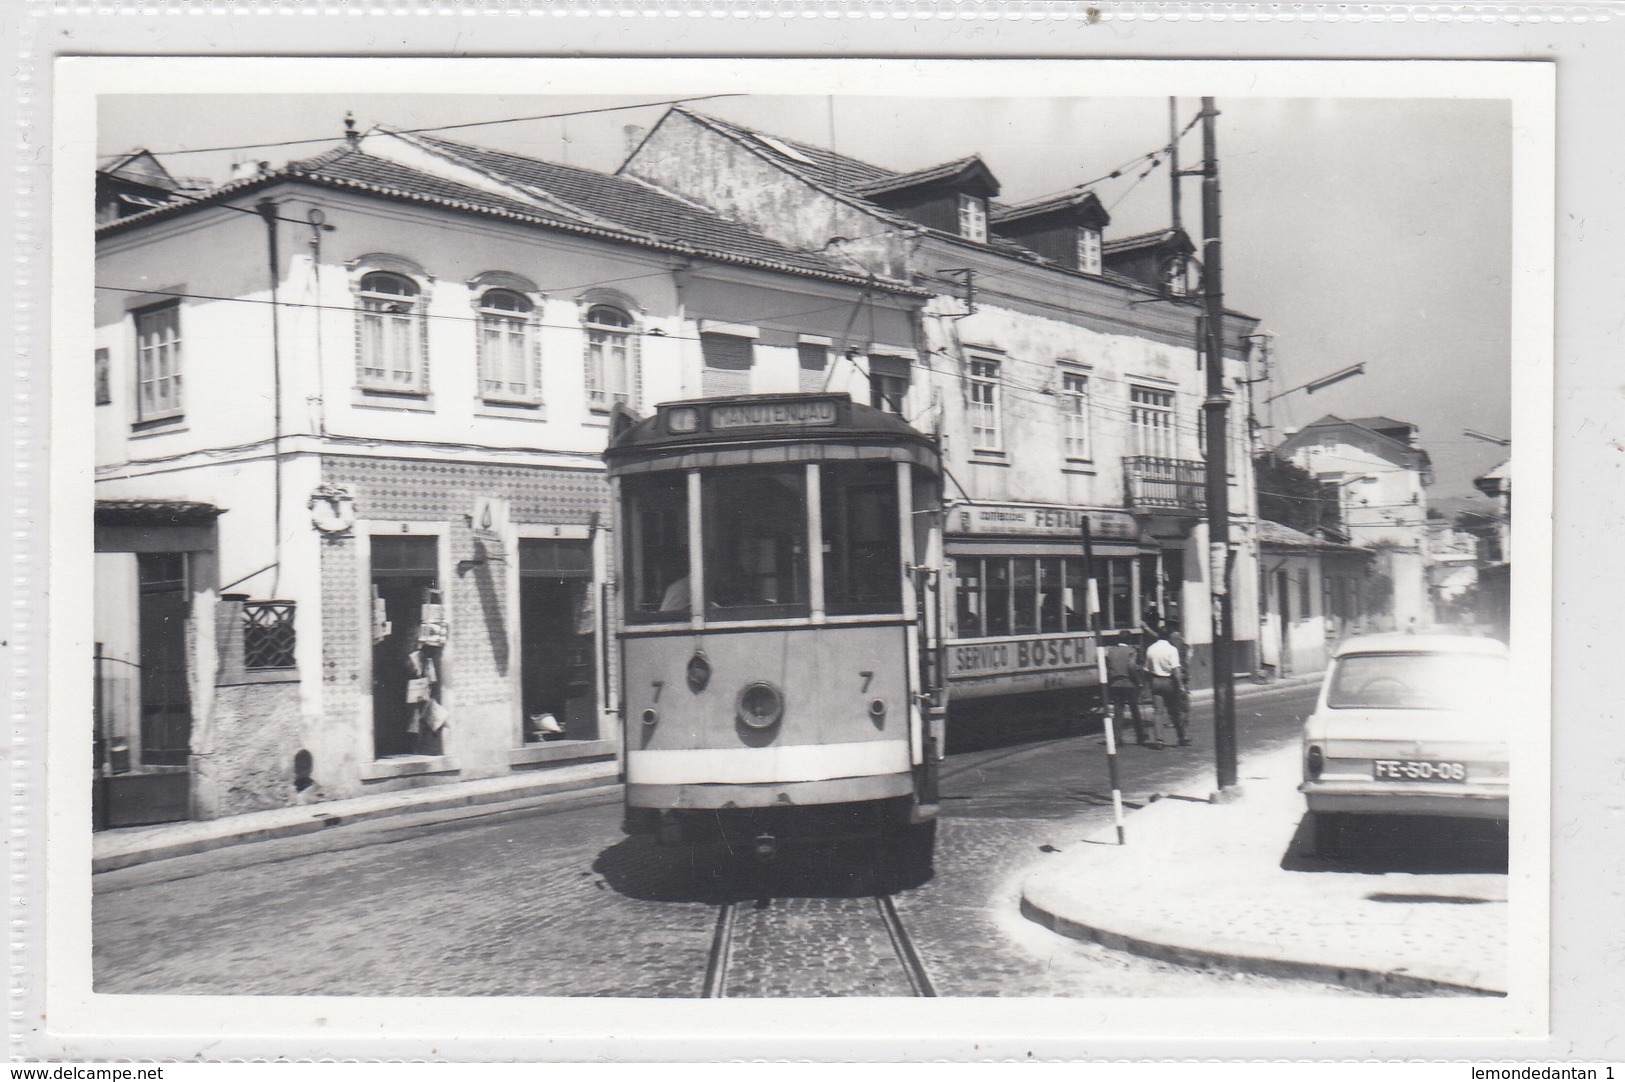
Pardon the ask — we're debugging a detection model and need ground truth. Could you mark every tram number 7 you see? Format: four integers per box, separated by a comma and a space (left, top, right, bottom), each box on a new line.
860, 671, 873, 692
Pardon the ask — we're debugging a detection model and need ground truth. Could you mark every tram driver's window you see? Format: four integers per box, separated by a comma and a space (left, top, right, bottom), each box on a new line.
822, 461, 901, 615
623, 473, 690, 622
702, 466, 809, 618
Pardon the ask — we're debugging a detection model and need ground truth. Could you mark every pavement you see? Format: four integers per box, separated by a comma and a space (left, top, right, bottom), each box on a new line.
1019, 739, 1509, 997
92, 757, 621, 873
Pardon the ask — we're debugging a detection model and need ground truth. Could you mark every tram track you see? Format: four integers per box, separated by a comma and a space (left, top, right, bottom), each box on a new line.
702, 893, 937, 998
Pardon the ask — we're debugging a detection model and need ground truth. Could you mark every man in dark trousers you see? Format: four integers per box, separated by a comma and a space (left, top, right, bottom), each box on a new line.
1103, 632, 1151, 746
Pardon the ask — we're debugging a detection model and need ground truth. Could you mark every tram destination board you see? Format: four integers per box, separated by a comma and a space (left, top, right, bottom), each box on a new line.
661, 395, 846, 435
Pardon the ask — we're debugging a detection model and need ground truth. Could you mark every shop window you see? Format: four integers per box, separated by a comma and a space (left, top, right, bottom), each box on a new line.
984, 558, 1012, 636
1064, 558, 1088, 632
955, 557, 984, 638
585, 304, 638, 411
1038, 558, 1065, 634
1012, 558, 1039, 635
702, 466, 808, 619
134, 301, 183, 422
821, 461, 901, 616
622, 472, 690, 623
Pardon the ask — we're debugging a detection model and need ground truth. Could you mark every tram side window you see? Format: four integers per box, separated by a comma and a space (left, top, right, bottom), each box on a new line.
1012, 558, 1039, 635
1039, 558, 1065, 633
623, 473, 690, 622
985, 559, 1012, 636
821, 461, 901, 615
955, 557, 983, 638
1064, 558, 1088, 632
703, 466, 809, 618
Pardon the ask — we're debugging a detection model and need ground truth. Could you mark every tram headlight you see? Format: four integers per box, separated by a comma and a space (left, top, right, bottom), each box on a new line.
641, 708, 659, 727
737, 681, 785, 730
868, 698, 888, 720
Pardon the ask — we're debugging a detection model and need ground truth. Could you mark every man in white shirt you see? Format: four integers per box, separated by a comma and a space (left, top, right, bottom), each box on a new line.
1145, 623, 1190, 747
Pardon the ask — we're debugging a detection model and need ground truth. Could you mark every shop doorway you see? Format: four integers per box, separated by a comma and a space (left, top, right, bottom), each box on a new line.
137, 552, 192, 766
371, 536, 440, 759
518, 539, 597, 743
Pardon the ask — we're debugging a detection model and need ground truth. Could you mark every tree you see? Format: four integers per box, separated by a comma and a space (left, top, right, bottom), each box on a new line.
1254, 453, 1344, 536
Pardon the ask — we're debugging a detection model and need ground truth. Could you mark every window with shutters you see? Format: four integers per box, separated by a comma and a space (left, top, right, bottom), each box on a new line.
476, 288, 540, 405
796, 341, 829, 392
584, 304, 638, 411
134, 302, 183, 421
1130, 385, 1176, 460
868, 354, 911, 416
969, 358, 1001, 450
1060, 368, 1091, 460
700, 332, 754, 397
355, 271, 428, 395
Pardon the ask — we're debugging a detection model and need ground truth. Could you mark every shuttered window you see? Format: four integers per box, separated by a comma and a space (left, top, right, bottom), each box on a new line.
701, 333, 754, 397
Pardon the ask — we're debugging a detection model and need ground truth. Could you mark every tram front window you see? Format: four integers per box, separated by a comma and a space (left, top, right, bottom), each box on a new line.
822, 461, 901, 615
703, 466, 809, 618
622, 472, 690, 623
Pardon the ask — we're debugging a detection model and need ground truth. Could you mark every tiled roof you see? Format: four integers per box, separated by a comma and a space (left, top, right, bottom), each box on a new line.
1256, 519, 1363, 552
410, 134, 875, 283
990, 188, 1108, 224
1103, 227, 1190, 254
95, 499, 226, 526
99, 141, 920, 294
855, 156, 993, 197
1346, 416, 1414, 434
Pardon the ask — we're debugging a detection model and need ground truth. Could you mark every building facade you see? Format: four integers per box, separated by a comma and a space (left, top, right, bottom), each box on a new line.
622, 107, 1265, 695
1275, 414, 1434, 632
1255, 520, 1373, 678
93, 131, 926, 824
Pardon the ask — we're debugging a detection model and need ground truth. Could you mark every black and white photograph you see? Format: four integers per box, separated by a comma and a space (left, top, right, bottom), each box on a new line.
40, 54, 1558, 1053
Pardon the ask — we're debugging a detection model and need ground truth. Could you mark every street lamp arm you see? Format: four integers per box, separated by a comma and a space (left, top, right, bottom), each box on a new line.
1263, 363, 1365, 403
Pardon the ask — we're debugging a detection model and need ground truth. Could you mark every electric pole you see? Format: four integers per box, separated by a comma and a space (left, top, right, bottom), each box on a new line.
1200, 97, 1239, 794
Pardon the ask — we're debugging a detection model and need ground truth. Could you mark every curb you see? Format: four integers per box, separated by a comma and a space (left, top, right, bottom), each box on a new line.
1018, 892, 1503, 998
93, 764, 622, 873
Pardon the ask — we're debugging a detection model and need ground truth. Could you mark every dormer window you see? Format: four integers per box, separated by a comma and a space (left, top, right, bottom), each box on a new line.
958, 194, 988, 243
1077, 228, 1103, 276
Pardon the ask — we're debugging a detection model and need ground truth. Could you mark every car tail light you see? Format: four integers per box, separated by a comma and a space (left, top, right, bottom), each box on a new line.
1306, 744, 1325, 779
737, 681, 784, 730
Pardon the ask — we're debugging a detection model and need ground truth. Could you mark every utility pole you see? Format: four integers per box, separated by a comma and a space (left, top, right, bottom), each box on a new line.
1200, 98, 1239, 794
1169, 97, 1183, 235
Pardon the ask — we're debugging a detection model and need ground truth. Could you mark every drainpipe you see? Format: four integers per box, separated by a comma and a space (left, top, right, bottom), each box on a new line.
255, 197, 284, 596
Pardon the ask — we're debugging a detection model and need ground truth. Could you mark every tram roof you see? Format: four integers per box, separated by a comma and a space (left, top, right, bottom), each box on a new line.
604, 393, 939, 469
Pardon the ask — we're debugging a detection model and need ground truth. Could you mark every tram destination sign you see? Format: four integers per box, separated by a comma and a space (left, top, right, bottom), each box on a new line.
660, 397, 846, 435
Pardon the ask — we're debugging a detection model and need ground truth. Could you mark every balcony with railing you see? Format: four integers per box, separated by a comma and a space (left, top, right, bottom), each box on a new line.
1124, 456, 1207, 515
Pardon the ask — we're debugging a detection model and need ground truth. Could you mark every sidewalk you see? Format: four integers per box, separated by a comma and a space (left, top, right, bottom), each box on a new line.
1020, 740, 1508, 996
93, 758, 621, 873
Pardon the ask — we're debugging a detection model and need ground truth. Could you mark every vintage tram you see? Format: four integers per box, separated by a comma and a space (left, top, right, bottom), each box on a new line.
605, 393, 946, 867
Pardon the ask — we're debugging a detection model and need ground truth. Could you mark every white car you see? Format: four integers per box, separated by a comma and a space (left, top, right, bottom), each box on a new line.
1300, 633, 1510, 858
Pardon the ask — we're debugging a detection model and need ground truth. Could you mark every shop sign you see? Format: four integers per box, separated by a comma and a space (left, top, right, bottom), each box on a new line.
952, 503, 1139, 541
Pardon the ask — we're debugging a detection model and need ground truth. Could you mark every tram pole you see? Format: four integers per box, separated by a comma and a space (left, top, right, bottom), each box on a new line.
1200, 97, 1239, 794
1083, 516, 1126, 845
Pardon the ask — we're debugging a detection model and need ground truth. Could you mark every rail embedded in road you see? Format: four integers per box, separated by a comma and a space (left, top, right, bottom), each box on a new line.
702, 895, 937, 998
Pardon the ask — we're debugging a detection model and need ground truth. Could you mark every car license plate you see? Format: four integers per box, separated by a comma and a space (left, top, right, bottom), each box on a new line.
1373, 759, 1467, 782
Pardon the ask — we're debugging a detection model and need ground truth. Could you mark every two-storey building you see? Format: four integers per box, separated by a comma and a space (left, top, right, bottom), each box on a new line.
1275, 414, 1434, 631
93, 128, 927, 825
621, 107, 1265, 696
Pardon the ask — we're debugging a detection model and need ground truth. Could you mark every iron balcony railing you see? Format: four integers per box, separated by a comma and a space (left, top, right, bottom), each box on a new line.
1124, 455, 1207, 514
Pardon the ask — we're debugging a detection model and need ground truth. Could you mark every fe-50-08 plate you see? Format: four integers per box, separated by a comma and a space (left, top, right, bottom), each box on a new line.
1373, 759, 1467, 782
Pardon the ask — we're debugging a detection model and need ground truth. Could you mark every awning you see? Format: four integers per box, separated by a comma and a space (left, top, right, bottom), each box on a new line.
95, 500, 226, 527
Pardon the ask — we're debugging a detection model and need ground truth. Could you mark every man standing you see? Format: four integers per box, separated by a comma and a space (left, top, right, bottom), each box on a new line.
1103, 633, 1150, 746
1145, 623, 1189, 747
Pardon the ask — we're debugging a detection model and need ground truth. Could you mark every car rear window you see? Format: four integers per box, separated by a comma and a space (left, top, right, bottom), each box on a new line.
1327, 651, 1508, 710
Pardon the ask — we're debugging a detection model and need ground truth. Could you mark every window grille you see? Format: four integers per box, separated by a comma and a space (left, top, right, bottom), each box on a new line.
242, 601, 297, 670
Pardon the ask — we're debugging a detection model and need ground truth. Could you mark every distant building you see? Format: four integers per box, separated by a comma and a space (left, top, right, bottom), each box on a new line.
1426, 513, 1481, 619
623, 107, 1266, 692
1255, 519, 1373, 677
1275, 414, 1433, 631
1469, 458, 1512, 638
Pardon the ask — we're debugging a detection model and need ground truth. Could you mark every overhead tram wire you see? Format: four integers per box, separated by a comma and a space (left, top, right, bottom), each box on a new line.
130, 94, 747, 158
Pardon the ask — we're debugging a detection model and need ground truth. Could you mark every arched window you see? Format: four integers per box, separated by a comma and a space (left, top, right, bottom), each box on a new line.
583, 303, 638, 411
356, 270, 427, 393
477, 287, 539, 403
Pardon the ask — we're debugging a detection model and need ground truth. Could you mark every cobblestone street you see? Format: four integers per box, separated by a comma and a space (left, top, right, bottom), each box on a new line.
94, 683, 1373, 998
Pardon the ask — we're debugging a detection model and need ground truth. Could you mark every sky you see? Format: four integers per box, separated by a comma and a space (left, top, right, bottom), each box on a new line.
99, 90, 1515, 505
